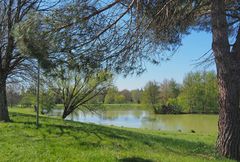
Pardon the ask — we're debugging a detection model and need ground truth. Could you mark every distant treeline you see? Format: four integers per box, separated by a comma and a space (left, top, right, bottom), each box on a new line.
93, 70, 218, 114
7, 71, 218, 114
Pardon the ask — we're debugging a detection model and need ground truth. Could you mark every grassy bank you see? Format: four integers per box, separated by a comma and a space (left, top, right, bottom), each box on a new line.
0, 108, 234, 162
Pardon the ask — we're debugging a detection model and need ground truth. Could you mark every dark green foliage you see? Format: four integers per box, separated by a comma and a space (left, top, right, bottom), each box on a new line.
154, 104, 182, 114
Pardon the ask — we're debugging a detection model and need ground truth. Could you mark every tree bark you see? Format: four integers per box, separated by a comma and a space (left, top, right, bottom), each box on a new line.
216, 65, 240, 160
0, 76, 10, 122
211, 0, 240, 160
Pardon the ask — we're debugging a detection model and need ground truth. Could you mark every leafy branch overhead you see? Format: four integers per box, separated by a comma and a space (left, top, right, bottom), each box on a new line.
13, 13, 54, 70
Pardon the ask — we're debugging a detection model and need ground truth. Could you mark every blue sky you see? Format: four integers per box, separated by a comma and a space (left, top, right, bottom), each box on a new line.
115, 31, 216, 90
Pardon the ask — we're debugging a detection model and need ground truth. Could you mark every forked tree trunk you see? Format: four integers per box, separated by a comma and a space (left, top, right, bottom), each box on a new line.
62, 108, 68, 119
62, 106, 71, 119
0, 76, 10, 122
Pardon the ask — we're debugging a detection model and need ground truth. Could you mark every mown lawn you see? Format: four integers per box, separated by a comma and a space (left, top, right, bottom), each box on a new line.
0, 108, 235, 162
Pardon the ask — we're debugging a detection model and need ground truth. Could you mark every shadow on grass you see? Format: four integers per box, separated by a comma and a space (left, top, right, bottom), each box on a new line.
11, 111, 215, 159
119, 157, 153, 162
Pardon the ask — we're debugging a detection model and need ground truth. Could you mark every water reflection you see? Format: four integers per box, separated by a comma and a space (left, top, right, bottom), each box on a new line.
48, 109, 218, 134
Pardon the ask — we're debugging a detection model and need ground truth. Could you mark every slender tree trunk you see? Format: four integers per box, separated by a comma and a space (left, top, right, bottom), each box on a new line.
0, 76, 10, 122
36, 61, 40, 128
211, 0, 240, 160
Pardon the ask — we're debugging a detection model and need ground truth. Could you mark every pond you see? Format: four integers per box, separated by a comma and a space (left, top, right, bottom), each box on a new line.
48, 109, 218, 134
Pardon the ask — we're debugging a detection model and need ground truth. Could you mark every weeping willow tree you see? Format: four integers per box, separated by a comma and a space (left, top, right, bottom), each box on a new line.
47, 68, 112, 119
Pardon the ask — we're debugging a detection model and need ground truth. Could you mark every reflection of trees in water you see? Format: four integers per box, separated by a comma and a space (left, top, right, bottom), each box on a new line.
132, 110, 147, 119
68, 110, 81, 121
49, 109, 218, 134
100, 110, 147, 121
141, 117, 167, 131
141, 115, 218, 133
68, 109, 102, 121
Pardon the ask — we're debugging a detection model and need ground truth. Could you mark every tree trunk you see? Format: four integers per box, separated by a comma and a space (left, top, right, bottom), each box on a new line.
216, 66, 240, 160
0, 76, 10, 122
62, 106, 70, 119
211, 0, 240, 160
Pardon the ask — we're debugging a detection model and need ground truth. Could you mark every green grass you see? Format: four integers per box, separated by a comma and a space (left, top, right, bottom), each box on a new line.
0, 108, 235, 162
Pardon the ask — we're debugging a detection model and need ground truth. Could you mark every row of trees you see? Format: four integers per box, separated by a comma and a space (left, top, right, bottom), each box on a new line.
104, 88, 141, 104
47, 70, 217, 114
8, 71, 218, 115
11, 71, 217, 114
101, 71, 218, 114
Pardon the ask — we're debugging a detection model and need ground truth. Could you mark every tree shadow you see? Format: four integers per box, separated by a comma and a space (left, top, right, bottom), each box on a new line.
46, 124, 129, 140
11, 111, 216, 159
43, 122, 214, 158
119, 157, 153, 162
